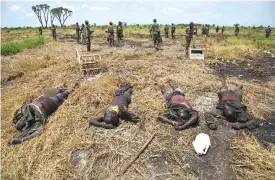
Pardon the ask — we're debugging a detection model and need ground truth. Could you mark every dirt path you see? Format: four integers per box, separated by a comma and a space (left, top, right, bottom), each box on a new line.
189, 93, 237, 180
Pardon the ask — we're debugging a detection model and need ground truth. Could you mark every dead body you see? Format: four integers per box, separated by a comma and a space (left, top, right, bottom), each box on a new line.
9, 81, 79, 145
88, 82, 139, 129
216, 80, 260, 130
158, 79, 199, 130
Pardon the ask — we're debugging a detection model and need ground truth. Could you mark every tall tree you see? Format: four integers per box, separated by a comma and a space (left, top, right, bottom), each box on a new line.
51, 7, 73, 27
40, 4, 50, 28
50, 10, 55, 26
32, 5, 43, 27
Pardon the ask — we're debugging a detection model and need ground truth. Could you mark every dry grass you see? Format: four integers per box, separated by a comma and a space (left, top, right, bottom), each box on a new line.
1, 28, 275, 179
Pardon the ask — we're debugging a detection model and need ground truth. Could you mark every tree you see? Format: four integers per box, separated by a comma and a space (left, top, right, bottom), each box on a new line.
40, 4, 50, 27
50, 10, 55, 26
51, 7, 73, 27
32, 5, 43, 27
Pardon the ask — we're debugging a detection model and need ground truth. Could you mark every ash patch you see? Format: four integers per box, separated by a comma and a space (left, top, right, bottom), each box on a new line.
252, 112, 275, 148
210, 55, 275, 81
188, 93, 238, 180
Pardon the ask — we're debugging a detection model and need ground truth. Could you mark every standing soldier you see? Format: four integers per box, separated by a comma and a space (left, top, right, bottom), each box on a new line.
222, 26, 225, 33
38, 26, 42, 35
164, 24, 169, 38
83, 20, 91, 52
106, 21, 115, 46
80, 23, 85, 44
234, 24, 240, 36
206, 24, 210, 36
202, 25, 206, 35
216, 25, 219, 33
194, 25, 198, 36
150, 19, 161, 48
50, 24, 56, 40
171, 23, 176, 40
265, 26, 271, 38
117, 21, 124, 43
76, 22, 80, 43
185, 22, 195, 56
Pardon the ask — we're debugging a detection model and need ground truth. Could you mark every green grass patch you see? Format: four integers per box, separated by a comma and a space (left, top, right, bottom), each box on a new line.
1, 36, 45, 56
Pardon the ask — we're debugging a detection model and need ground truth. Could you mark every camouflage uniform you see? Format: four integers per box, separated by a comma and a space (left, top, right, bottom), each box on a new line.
76, 22, 80, 43
38, 27, 42, 35
216, 26, 219, 33
194, 27, 198, 36
150, 19, 161, 47
171, 24, 176, 40
80, 24, 85, 44
164, 25, 169, 38
266, 26, 271, 38
185, 22, 195, 55
235, 25, 239, 36
51, 25, 56, 40
117, 21, 124, 42
222, 26, 225, 33
107, 22, 115, 46
206, 25, 210, 36
83, 20, 91, 52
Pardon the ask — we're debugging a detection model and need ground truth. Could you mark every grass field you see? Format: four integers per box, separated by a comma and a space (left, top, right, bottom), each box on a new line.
1, 25, 275, 179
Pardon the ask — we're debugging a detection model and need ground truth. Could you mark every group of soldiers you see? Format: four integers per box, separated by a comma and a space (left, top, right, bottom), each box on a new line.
8, 78, 260, 144
37, 21, 272, 55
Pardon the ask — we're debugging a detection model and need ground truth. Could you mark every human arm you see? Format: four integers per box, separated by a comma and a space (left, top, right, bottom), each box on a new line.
158, 115, 181, 126
174, 111, 199, 131
120, 108, 140, 123
88, 116, 116, 129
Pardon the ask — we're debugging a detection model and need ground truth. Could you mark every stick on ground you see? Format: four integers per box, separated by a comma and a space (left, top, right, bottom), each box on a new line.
119, 132, 156, 176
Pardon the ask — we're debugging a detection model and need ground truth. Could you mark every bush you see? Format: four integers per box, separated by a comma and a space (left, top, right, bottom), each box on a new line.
1, 36, 45, 56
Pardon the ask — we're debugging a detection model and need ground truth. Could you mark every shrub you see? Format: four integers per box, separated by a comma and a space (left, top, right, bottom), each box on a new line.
1, 36, 45, 56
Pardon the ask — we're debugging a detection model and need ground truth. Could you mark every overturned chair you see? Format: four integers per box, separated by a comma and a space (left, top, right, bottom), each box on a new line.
76, 48, 101, 75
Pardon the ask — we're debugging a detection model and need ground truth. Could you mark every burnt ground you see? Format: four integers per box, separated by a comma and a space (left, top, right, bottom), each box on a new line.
251, 112, 275, 149
209, 54, 275, 81
188, 93, 238, 180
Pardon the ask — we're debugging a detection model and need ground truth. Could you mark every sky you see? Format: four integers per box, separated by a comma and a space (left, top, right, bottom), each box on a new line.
1, 1, 275, 27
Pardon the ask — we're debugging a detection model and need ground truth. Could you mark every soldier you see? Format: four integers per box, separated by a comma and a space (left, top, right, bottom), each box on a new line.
202, 25, 206, 35
164, 24, 169, 38
222, 26, 225, 33
38, 26, 42, 35
150, 19, 161, 48
117, 21, 124, 42
216, 25, 219, 33
106, 21, 115, 47
8, 81, 79, 144
83, 20, 92, 52
215, 79, 260, 130
88, 82, 139, 129
171, 23, 176, 40
234, 24, 239, 36
50, 24, 56, 40
206, 24, 210, 36
265, 26, 271, 38
80, 24, 85, 44
76, 22, 80, 43
185, 22, 195, 56
158, 79, 199, 130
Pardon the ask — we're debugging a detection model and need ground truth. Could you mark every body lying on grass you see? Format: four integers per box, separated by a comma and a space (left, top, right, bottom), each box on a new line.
88, 82, 140, 129
158, 79, 199, 130
208, 79, 260, 130
8, 81, 79, 145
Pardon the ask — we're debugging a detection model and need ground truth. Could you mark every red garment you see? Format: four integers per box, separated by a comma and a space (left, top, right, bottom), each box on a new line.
219, 92, 240, 101
170, 95, 192, 109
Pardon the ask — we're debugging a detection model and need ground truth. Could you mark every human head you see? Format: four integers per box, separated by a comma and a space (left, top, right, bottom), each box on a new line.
82, 24, 84, 27
172, 23, 174, 25
103, 111, 119, 126
165, 24, 167, 26
76, 22, 79, 25
85, 20, 89, 25
109, 21, 113, 25
119, 21, 122, 25
190, 22, 194, 27
268, 26, 270, 28
153, 19, 157, 23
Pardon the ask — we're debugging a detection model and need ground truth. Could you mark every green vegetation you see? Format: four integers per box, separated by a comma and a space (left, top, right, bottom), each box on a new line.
1, 36, 45, 56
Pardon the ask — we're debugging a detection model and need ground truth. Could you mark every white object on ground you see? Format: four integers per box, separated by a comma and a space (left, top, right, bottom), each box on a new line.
192, 133, 211, 155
